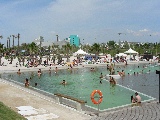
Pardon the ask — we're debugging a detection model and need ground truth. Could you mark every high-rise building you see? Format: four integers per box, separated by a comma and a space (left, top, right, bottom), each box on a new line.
69, 35, 80, 47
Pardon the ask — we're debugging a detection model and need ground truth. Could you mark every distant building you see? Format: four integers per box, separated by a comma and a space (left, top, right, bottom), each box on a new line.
34, 36, 44, 46
54, 40, 69, 49
69, 35, 80, 47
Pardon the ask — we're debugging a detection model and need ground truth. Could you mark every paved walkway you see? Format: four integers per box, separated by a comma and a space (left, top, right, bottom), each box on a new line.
90, 101, 160, 120
0, 80, 91, 120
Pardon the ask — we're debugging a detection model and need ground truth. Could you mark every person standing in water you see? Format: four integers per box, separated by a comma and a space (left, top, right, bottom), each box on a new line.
61, 80, 67, 86
25, 78, 29, 87
99, 73, 103, 84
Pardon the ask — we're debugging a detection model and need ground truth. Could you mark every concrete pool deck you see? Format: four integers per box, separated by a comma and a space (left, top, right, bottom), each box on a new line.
0, 60, 159, 120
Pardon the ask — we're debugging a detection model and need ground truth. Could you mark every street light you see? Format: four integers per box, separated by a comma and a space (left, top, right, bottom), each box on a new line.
56, 35, 59, 42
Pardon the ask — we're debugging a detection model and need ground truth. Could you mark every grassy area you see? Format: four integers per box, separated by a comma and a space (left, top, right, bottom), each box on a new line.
0, 102, 26, 120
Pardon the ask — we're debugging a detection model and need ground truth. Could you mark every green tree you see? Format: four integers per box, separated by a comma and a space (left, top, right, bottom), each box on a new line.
90, 43, 101, 55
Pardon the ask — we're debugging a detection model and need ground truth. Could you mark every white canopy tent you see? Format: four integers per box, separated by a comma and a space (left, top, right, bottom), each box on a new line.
74, 49, 88, 55
124, 48, 138, 54
124, 48, 138, 60
116, 53, 127, 57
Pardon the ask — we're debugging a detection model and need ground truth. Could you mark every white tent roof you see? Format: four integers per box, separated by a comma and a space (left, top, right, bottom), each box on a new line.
74, 49, 88, 55
124, 48, 138, 54
116, 53, 127, 57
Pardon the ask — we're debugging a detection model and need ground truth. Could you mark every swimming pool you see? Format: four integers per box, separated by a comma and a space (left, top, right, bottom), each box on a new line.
1, 63, 159, 111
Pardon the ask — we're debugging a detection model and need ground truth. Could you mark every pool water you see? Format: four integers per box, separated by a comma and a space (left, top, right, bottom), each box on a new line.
1, 63, 159, 111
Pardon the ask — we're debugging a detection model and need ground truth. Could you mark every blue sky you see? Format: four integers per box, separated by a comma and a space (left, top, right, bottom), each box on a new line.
0, 0, 160, 46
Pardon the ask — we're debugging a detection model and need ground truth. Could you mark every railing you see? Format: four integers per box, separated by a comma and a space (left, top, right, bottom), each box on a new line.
54, 93, 87, 111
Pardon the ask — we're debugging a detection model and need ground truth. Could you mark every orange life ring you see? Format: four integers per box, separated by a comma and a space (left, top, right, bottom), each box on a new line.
90, 90, 103, 104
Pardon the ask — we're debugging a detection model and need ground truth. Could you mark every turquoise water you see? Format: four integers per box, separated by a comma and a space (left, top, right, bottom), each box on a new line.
1, 63, 159, 111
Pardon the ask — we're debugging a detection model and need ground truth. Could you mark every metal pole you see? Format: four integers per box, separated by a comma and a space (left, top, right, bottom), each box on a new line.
156, 70, 160, 103
98, 103, 99, 116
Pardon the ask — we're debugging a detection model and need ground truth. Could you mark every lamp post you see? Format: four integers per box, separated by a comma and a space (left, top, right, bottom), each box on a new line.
56, 35, 59, 42
118, 33, 122, 48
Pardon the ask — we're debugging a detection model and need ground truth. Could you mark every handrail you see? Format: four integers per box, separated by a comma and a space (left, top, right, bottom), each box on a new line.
54, 93, 87, 104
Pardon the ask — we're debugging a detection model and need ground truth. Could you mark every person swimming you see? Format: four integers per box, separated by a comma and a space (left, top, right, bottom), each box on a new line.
17, 69, 21, 74
98, 73, 103, 84
99, 73, 103, 79
61, 80, 67, 85
25, 78, 29, 87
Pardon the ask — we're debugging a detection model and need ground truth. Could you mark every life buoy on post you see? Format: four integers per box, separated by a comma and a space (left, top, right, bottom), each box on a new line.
91, 90, 103, 104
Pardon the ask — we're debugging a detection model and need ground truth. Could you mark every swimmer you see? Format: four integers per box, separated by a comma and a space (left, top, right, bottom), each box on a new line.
109, 77, 116, 85
99, 73, 103, 84
55, 67, 58, 73
17, 69, 21, 74
38, 70, 41, 76
141, 70, 143, 74
39, 69, 42, 73
117, 71, 122, 76
25, 78, 29, 87
99, 73, 103, 79
49, 67, 51, 74
134, 72, 136, 75
61, 80, 67, 85
35, 83, 38, 87
121, 70, 125, 76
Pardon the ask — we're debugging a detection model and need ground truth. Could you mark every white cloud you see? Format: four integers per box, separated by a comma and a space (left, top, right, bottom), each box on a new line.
139, 29, 149, 32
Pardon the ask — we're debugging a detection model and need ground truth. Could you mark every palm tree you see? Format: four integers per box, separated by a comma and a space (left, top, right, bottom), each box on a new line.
0, 35, 3, 40
17, 33, 20, 49
107, 41, 116, 50
83, 44, 90, 53
0, 36, 3, 65
63, 43, 72, 62
28, 42, 38, 55
0, 43, 4, 65
90, 43, 101, 55
11, 35, 15, 48
7, 37, 11, 48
